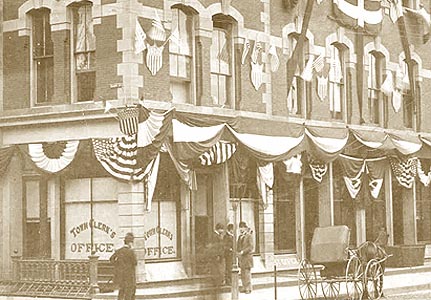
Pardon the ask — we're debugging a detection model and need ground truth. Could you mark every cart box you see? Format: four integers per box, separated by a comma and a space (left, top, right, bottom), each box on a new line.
310, 225, 350, 264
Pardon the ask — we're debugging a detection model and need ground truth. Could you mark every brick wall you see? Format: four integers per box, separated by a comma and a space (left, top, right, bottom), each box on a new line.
94, 15, 122, 102
3, 32, 30, 109
52, 30, 70, 104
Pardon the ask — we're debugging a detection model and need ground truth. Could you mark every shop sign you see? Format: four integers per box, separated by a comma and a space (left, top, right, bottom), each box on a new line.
67, 219, 118, 258
143, 226, 176, 259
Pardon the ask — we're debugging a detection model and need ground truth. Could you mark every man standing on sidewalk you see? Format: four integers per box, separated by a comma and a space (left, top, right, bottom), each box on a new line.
237, 221, 253, 294
110, 232, 137, 300
224, 223, 234, 286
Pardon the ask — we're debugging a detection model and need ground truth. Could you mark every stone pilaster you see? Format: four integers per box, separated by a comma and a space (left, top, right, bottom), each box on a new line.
356, 208, 366, 246
259, 188, 274, 267
261, 0, 272, 115
318, 163, 333, 227
118, 182, 146, 282
402, 183, 417, 244
49, 177, 61, 260
1, 154, 23, 279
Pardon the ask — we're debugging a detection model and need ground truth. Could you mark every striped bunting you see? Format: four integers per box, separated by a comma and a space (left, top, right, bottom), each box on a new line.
118, 107, 139, 136
146, 44, 164, 76
251, 62, 263, 90
92, 135, 147, 181
308, 155, 328, 183
389, 157, 417, 189
199, 141, 237, 166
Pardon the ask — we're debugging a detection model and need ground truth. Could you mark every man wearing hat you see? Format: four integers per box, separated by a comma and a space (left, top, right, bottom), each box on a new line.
237, 221, 253, 294
110, 232, 137, 300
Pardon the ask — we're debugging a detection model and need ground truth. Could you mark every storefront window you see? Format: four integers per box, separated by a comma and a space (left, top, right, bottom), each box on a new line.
274, 173, 297, 253
143, 154, 180, 260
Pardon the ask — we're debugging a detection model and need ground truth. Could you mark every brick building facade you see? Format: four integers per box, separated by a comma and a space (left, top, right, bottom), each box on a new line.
1, 0, 431, 283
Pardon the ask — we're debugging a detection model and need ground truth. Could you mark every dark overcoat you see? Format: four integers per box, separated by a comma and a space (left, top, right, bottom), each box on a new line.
110, 246, 137, 288
237, 230, 254, 269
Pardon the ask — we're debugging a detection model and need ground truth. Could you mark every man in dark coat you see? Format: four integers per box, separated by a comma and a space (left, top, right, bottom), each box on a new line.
223, 223, 234, 286
110, 232, 137, 300
206, 223, 225, 287
237, 221, 253, 294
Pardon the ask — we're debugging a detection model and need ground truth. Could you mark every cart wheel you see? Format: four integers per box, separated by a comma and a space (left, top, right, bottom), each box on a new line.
298, 259, 318, 300
345, 256, 364, 300
364, 259, 384, 300
321, 278, 340, 299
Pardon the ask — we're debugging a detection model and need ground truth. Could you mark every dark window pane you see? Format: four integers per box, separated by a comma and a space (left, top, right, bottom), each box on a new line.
77, 71, 95, 102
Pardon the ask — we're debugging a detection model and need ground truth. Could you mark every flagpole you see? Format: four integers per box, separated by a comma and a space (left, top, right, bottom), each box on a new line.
286, 0, 314, 94
395, 5, 416, 129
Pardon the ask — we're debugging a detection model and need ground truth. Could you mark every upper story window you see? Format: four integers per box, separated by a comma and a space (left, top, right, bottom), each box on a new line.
70, 1, 96, 102
401, 60, 419, 129
368, 51, 386, 126
31, 8, 54, 104
286, 33, 310, 117
329, 43, 347, 120
169, 6, 195, 104
211, 15, 235, 108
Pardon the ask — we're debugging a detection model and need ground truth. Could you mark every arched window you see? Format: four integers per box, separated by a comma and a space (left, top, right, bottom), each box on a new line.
69, 1, 96, 102
211, 14, 235, 108
169, 5, 195, 104
30, 8, 53, 104
368, 51, 386, 126
329, 43, 347, 120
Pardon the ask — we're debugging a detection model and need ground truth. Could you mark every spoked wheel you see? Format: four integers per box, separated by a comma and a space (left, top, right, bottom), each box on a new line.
345, 256, 364, 300
321, 278, 340, 299
298, 259, 318, 300
364, 259, 384, 300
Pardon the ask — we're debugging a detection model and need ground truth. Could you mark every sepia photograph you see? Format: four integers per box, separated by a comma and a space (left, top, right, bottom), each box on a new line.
0, 0, 431, 299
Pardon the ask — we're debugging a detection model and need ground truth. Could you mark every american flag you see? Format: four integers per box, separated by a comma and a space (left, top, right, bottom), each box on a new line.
117, 107, 139, 136
146, 44, 164, 76
92, 135, 146, 181
251, 41, 262, 64
148, 9, 166, 42
251, 61, 263, 90
217, 41, 230, 63
199, 141, 237, 166
241, 38, 250, 65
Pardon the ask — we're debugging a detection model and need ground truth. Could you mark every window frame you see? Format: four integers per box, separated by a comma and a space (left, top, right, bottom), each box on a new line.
402, 60, 418, 129
211, 15, 235, 109
328, 43, 347, 120
30, 8, 54, 106
367, 51, 386, 126
169, 6, 196, 105
69, 1, 96, 103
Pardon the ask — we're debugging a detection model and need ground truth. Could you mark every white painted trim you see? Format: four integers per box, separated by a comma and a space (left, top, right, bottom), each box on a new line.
385, 168, 394, 246
329, 162, 334, 226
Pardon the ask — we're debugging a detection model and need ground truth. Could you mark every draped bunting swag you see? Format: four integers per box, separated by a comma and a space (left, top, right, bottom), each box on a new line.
28, 141, 80, 173
308, 155, 328, 183
338, 155, 366, 199
417, 159, 431, 187
144, 153, 160, 212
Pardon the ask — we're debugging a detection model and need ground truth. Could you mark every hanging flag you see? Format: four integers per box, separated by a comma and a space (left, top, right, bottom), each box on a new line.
199, 141, 237, 166
241, 38, 251, 65
168, 27, 181, 48
251, 61, 264, 90
332, 0, 383, 34
381, 70, 394, 96
389, 157, 418, 189
144, 153, 160, 212
146, 44, 164, 76
257, 163, 274, 209
317, 75, 328, 101
251, 40, 262, 64
338, 154, 366, 199
268, 45, 280, 72
312, 52, 324, 73
283, 154, 302, 174
118, 107, 139, 136
92, 136, 148, 181
388, 0, 403, 23
148, 9, 166, 42
134, 19, 147, 54
392, 89, 402, 113
217, 40, 230, 62
28, 141, 80, 174
300, 55, 314, 82
164, 141, 197, 190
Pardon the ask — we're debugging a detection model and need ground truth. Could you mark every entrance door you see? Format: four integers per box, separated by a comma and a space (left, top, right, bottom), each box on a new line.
192, 173, 214, 275
303, 178, 319, 259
